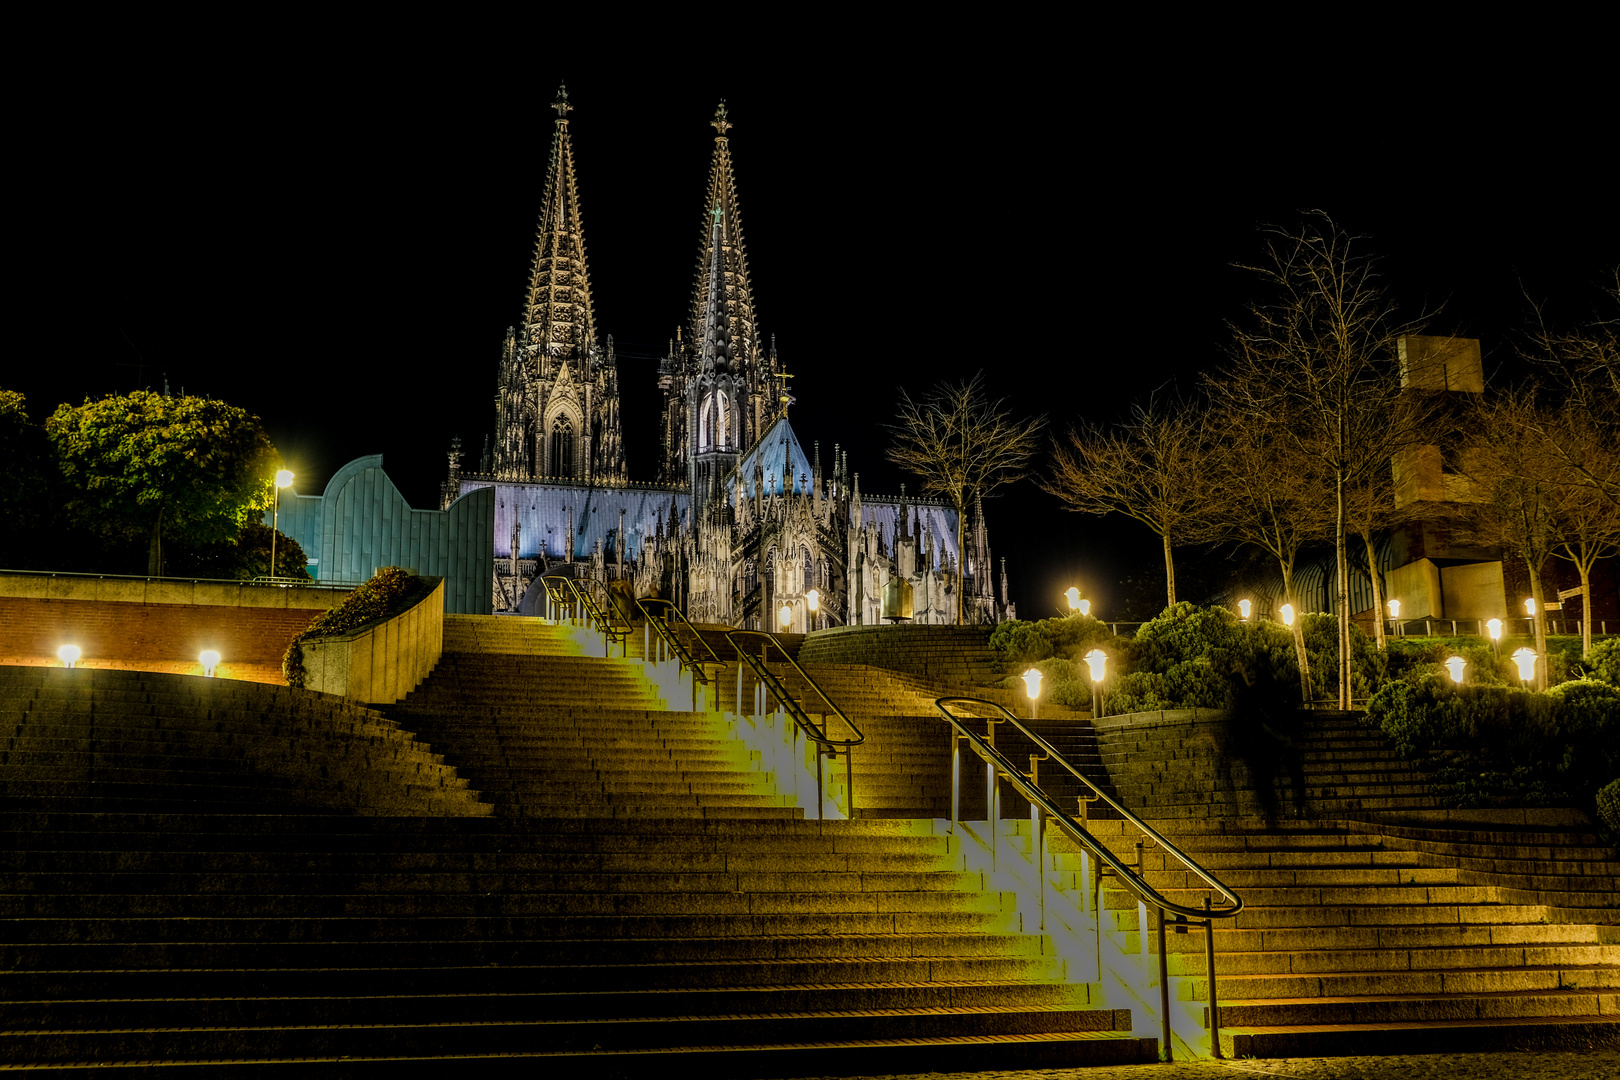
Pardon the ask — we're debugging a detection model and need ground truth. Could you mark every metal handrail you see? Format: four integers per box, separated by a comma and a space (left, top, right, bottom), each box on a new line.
541, 574, 629, 656
726, 629, 864, 818
934, 696, 1243, 1061
636, 599, 721, 679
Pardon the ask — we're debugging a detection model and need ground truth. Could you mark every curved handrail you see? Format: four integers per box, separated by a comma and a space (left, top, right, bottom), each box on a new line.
725, 630, 864, 753
934, 697, 1242, 920
541, 574, 629, 654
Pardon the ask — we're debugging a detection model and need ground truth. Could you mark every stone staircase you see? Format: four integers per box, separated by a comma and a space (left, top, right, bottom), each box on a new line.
1073, 707, 1620, 1056
0, 617, 1156, 1073
0, 666, 486, 816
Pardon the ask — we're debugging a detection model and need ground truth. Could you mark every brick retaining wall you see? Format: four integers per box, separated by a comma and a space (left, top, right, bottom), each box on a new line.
798, 624, 1002, 688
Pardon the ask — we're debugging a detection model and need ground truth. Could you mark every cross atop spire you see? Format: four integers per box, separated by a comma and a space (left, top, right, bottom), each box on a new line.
710, 99, 732, 136
552, 83, 573, 119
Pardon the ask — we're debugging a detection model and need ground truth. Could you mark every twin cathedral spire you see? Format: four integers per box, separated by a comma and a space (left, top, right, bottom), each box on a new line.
489, 88, 784, 492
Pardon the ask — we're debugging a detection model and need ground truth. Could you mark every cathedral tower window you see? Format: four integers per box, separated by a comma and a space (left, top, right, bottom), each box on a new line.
550, 416, 575, 478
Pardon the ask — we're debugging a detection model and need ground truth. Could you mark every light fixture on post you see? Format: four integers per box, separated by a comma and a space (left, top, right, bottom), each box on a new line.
1279, 604, 1295, 628
1387, 598, 1400, 637
1444, 656, 1466, 684
778, 602, 792, 632
1078, 598, 1090, 616
1020, 668, 1043, 720
806, 589, 820, 632
1065, 587, 1081, 613
1084, 648, 1108, 718
1511, 647, 1537, 685
199, 649, 221, 678
271, 469, 294, 582
1487, 618, 1503, 661
1238, 599, 1251, 621
57, 645, 81, 669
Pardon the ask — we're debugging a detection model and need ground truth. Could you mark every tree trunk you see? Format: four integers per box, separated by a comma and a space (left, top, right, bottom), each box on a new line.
1336, 468, 1351, 709
1577, 561, 1592, 658
1527, 554, 1549, 691
1363, 531, 1387, 652
147, 504, 164, 577
1162, 530, 1176, 610
955, 500, 965, 626
1280, 559, 1311, 704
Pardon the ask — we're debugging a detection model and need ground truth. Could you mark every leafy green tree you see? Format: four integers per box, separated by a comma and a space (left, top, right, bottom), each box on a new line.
46, 391, 280, 576
0, 391, 62, 568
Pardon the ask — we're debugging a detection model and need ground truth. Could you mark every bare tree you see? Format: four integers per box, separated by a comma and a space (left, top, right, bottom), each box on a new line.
1043, 397, 1213, 611
1225, 213, 1426, 708
1202, 396, 1331, 700
886, 372, 1046, 623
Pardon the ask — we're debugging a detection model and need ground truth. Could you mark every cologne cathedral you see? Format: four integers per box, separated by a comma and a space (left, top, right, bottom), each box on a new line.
443, 87, 1013, 629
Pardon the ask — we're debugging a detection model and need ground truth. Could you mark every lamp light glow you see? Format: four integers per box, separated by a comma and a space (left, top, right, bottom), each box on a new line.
1238, 599, 1251, 620
1524, 597, 1537, 617
1079, 598, 1090, 616
1083, 649, 1108, 683
199, 649, 221, 677
1444, 656, 1466, 684
1020, 668, 1043, 700
275, 470, 295, 489
1487, 618, 1503, 641
1511, 648, 1537, 683
1388, 599, 1400, 619
1279, 603, 1295, 627
805, 589, 820, 612
778, 603, 792, 629
57, 645, 81, 669
1065, 587, 1081, 611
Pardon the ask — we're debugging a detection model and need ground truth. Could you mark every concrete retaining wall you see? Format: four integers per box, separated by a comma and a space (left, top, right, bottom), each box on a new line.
0, 572, 348, 683
300, 578, 444, 705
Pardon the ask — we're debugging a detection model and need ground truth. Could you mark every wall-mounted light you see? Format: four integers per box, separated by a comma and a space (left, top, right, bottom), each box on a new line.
199, 649, 221, 678
58, 645, 81, 669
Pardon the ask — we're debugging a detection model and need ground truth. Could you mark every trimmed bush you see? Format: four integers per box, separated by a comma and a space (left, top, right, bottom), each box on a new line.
282, 567, 423, 688
1589, 637, 1620, 686
1598, 779, 1620, 834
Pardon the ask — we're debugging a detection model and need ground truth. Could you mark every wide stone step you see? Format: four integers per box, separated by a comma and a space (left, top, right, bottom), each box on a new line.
1218, 1015, 1620, 1058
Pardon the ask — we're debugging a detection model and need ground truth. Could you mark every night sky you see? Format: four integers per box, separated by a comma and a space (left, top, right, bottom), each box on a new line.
12, 44, 1615, 617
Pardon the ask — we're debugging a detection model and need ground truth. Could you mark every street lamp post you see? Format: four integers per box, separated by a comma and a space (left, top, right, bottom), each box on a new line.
1387, 598, 1400, 638
1083, 649, 1108, 719
1021, 668, 1043, 721
271, 470, 294, 582
806, 589, 820, 631
1487, 618, 1503, 663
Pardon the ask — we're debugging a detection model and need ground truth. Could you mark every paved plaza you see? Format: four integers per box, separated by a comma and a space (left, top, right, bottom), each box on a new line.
789, 1050, 1620, 1080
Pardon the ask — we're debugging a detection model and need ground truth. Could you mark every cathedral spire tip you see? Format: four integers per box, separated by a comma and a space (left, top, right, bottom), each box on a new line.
711, 99, 732, 136
552, 83, 573, 118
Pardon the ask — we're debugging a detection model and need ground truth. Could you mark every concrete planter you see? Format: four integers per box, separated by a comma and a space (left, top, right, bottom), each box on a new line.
300, 578, 444, 705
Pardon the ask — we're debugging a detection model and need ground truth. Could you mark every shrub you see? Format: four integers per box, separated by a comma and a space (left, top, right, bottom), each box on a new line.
1587, 638, 1620, 687
1598, 779, 1620, 834
282, 567, 422, 687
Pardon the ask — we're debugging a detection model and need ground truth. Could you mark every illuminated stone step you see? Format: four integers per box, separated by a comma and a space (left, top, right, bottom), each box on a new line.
1216, 1015, 1620, 1057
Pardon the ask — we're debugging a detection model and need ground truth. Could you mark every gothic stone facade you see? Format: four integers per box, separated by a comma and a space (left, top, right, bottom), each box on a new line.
443, 89, 1012, 629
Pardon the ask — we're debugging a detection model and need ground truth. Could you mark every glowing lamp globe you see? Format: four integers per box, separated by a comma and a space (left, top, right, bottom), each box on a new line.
275, 470, 295, 489
778, 603, 792, 629
805, 589, 820, 613
1444, 656, 1466, 684
1279, 604, 1295, 627
1487, 618, 1503, 642
57, 645, 81, 669
1524, 597, 1537, 617
1065, 587, 1081, 611
1020, 668, 1043, 700
199, 649, 221, 677
1238, 599, 1251, 620
1388, 599, 1400, 619
1079, 598, 1090, 616
1511, 648, 1537, 683
1083, 649, 1108, 683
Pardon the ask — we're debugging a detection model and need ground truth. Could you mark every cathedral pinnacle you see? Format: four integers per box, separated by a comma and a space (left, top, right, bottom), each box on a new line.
552, 83, 573, 119
711, 99, 732, 137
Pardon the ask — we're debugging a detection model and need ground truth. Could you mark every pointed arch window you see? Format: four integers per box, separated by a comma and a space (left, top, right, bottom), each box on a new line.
699, 394, 714, 452
803, 546, 813, 590
550, 416, 575, 478
717, 392, 731, 450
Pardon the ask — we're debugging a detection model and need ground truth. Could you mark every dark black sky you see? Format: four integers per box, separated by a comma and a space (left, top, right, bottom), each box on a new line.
11, 39, 1615, 616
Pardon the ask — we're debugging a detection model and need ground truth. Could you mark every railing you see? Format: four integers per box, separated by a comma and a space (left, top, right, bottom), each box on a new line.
540, 575, 629, 656
1388, 616, 1608, 638
726, 629, 864, 819
934, 697, 1244, 1061
636, 598, 723, 711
